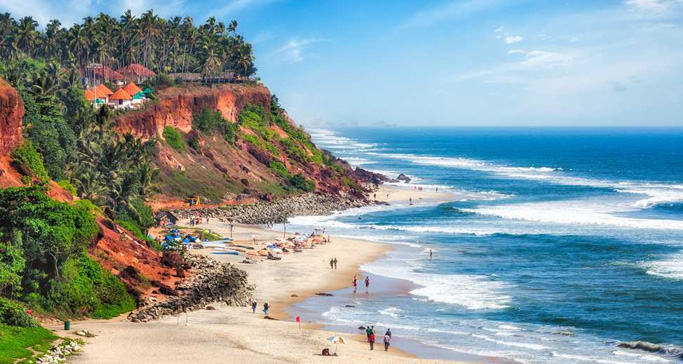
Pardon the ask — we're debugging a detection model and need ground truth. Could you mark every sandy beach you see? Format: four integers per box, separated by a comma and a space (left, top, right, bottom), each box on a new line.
62, 185, 484, 364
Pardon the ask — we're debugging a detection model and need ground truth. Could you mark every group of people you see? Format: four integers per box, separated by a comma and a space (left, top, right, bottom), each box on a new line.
365, 326, 392, 351
250, 299, 270, 316
329, 257, 338, 269
352, 275, 370, 293
188, 216, 209, 227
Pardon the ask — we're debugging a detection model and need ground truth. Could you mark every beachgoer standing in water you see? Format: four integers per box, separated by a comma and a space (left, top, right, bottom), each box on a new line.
263, 301, 270, 316
429, 249, 433, 260
333, 257, 338, 269
251, 299, 257, 313
384, 332, 391, 351
365, 276, 370, 292
353, 276, 358, 293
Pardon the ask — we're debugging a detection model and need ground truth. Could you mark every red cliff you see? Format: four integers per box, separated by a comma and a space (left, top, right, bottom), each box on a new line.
0, 77, 24, 155
116, 84, 271, 138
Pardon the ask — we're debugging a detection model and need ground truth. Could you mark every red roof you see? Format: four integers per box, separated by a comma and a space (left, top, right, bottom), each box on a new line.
92, 65, 124, 81
96, 83, 114, 96
122, 82, 143, 96
84, 89, 96, 101
110, 88, 132, 101
117, 64, 156, 78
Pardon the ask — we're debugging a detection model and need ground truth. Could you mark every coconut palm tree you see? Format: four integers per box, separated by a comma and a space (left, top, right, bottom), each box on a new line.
15, 16, 38, 55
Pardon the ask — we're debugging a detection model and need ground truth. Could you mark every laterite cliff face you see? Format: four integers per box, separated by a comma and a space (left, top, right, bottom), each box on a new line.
0, 77, 24, 154
116, 84, 271, 138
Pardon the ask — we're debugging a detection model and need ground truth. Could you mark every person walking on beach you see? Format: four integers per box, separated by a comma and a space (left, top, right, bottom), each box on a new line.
366, 326, 373, 341
251, 299, 258, 313
263, 301, 270, 316
385, 328, 392, 338
353, 276, 358, 293
383, 332, 391, 351
333, 257, 338, 269
365, 276, 370, 292
369, 331, 376, 350
330, 258, 334, 269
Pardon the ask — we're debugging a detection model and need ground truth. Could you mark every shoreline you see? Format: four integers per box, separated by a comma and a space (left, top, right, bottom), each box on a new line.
65, 186, 476, 364
63, 185, 501, 363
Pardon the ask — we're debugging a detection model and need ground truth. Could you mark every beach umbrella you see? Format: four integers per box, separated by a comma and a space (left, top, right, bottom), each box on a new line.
327, 335, 347, 354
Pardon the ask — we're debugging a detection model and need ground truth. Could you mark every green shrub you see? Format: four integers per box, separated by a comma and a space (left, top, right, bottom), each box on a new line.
241, 133, 278, 156
0, 187, 101, 314
0, 299, 36, 328
192, 108, 238, 145
224, 122, 238, 145
11, 141, 48, 182
239, 104, 269, 128
281, 138, 308, 163
269, 161, 290, 179
163, 126, 184, 151
187, 136, 200, 150
193, 108, 224, 133
154, 73, 175, 89
289, 173, 315, 192
57, 180, 77, 195
46, 255, 136, 319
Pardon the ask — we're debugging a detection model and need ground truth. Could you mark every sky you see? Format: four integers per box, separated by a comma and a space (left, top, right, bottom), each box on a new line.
2, 0, 683, 127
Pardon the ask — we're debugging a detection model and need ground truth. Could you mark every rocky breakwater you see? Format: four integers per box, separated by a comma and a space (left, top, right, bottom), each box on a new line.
0, 77, 24, 154
116, 84, 271, 139
173, 193, 379, 225
128, 255, 253, 322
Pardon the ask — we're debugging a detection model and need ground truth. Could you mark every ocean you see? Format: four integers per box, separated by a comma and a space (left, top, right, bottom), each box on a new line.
286, 127, 683, 364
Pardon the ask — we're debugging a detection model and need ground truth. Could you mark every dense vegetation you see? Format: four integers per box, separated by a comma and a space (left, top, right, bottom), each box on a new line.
0, 187, 135, 320
0, 10, 256, 80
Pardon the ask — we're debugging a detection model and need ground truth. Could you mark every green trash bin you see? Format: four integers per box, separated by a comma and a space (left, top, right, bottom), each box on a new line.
64, 321, 70, 330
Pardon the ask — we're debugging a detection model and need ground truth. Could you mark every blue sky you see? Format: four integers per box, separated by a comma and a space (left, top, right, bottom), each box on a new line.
2, 0, 683, 127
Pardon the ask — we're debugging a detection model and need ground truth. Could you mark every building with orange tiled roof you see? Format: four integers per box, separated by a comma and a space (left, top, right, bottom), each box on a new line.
96, 83, 114, 97
122, 82, 143, 97
84, 89, 96, 102
109, 88, 133, 108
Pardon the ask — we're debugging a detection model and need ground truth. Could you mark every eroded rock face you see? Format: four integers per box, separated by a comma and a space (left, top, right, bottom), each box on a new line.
0, 78, 24, 155
116, 84, 271, 138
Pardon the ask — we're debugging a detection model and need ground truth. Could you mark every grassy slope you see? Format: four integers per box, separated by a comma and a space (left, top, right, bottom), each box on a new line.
0, 324, 57, 364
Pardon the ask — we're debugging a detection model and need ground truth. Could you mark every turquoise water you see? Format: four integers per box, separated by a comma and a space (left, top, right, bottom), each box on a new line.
288, 128, 683, 364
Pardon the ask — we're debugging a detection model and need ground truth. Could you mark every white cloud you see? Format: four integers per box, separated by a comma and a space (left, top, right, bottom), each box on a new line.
625, 0, 683, 16
520, 50, 574, 69
495, 26, 505, 32
273, 38, 325, 63
505, 35, 524, 44
508, 49, 526, 55
401, 0, 509, 28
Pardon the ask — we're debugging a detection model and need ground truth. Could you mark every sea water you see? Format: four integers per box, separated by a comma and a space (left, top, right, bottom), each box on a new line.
287, 127, 683, 364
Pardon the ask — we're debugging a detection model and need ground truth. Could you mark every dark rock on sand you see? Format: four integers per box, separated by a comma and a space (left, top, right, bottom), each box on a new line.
315, 293, 333, 297
128, 255, 253, 323
396, 173, 411, 183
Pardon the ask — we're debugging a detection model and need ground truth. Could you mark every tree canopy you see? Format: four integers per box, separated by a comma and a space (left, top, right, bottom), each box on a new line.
0, 10, 257, 79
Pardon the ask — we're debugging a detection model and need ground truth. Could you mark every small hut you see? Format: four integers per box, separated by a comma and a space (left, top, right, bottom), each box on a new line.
155, 211, 179, 226
109, 88, 132, 108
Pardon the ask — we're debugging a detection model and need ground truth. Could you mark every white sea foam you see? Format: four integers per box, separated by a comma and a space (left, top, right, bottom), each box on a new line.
362, 259, 511, 310
463, 199, 683, 230
378, 307, 404, 318
373, 152, 683, 208
642, 252, 683, 280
